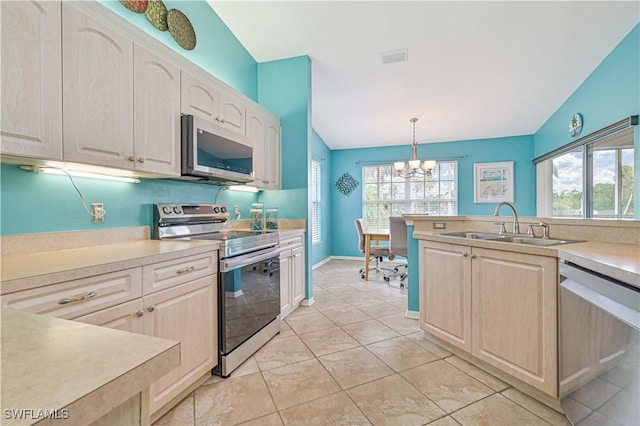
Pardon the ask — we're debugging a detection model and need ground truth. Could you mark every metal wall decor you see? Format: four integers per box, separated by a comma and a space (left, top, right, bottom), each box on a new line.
120, 0, 196, 51
334, 172, 359, 196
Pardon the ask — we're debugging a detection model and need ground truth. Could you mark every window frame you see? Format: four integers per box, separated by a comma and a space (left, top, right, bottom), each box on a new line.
311, 159, 321, 244
537, 124, 636, 219
362, 161, 458, 229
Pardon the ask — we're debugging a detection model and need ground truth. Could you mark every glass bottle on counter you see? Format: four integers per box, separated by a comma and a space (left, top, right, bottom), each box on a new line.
266, 208, 278, 230
250, 203, 264, 230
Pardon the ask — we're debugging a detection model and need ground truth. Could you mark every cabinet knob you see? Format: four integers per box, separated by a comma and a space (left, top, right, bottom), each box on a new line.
471, 254, 477, 259
135, 310, 144, 317
147, 305, 155, 312
463, 252, 469, 257
128, 156, 135, 162
138, 157, 144, 163
219, 119, 226, 124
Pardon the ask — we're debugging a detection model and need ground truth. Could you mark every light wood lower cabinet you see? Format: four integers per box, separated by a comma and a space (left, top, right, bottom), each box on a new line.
3, 251, 219, 418
143, 276, 216, 414
420, 240, 558, 396
280, 234, 305, 319
420, 241, 471, 351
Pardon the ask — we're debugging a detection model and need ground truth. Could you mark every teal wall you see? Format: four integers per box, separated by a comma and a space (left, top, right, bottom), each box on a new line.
534, 24, 640, 219
0, 164, 256, 235
257, 56, 313, 300
330, 135, 536, 257
99, 0, 258, 100
311, 130, 332, 266
534, 24, 639, 158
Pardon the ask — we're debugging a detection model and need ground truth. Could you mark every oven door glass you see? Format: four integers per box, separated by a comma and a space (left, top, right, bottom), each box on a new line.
219, 251, 280, 354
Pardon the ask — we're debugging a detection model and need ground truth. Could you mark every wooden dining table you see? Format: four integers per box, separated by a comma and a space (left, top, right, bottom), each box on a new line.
363, 229, 389, 280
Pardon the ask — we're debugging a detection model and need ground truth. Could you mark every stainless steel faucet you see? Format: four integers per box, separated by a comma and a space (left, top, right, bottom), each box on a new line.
494, 202, 520, 234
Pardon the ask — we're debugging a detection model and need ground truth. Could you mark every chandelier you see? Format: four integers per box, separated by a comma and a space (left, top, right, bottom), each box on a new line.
393, 118, 436, 178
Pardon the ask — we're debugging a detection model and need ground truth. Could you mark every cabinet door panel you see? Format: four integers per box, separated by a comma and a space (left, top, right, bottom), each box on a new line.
246, 111, 265, 185
62, 4, 133, 168
219, 91, 245, 135
133, 45, 180, 176
74, 299, 144, 334
144, 277, 216, 415
181, 71, 219, 121
420, 241, 471, 351
472, 248, 557, 396
264, 119, 281, 189
279, 253, 292, 316
292, 247, 305, 305
1, 1, 62, 160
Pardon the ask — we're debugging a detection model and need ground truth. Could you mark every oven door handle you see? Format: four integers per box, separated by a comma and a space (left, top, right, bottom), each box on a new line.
221, 247, 281, 272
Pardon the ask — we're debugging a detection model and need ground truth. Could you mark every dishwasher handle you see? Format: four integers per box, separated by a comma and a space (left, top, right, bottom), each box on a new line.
560, 263, 640, 331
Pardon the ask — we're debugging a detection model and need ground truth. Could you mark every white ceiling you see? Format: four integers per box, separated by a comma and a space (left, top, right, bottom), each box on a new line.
208, 1, 639, 150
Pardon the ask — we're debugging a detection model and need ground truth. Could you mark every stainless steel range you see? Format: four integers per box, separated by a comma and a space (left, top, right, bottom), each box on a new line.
154, 203, 281, 377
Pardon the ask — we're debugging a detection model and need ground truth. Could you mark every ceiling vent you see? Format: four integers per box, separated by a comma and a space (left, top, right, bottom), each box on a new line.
381, 49, 408, 65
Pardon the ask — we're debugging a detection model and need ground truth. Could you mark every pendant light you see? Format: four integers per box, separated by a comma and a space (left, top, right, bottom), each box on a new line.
393, 118, 436, 178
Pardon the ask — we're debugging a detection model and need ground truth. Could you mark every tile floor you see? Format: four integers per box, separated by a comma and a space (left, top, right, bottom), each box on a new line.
154, 259, 571, 426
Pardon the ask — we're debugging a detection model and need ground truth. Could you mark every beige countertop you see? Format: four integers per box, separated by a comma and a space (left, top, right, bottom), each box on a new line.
414, 231, 639, 288
1, 240, 219, 295
0, 309, 180, 425
557, 242, 639, 287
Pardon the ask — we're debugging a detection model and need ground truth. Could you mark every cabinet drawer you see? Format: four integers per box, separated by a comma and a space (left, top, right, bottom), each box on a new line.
2, 268, 142, 319
142, 252, 217, 295
280, 234, 304, 249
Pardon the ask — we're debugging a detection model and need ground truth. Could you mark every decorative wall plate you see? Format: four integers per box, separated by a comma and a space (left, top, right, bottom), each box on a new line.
334, 172, 359, 196
119, 0, 148, 14
145, 0, 168, 31
569, 113, 583, 138
167, 9, 196, 51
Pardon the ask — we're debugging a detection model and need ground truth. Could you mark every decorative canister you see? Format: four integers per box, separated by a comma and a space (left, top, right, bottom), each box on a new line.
266, 208, 278, 230
250, 203, 264, 230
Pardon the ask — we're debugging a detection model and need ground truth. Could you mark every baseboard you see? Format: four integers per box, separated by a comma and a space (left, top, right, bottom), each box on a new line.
225, 290, 243, 298
312, 257, 334, 269
301, 297, 315, 307
324, 255, 362, 261
405, 310, 419, 320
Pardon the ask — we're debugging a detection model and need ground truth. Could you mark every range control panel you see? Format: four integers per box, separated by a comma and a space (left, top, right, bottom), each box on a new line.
154, 203, 229, 225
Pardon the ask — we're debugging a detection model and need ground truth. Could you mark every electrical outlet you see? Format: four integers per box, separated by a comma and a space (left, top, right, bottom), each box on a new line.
91, 203, 105, 223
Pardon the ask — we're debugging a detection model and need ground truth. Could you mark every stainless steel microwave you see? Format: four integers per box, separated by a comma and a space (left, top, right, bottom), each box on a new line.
181, 114, 254, 183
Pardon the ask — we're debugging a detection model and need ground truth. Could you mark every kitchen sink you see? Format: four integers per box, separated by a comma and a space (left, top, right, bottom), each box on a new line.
438, 231, 583, 246
485, 236, 583, 246
439, 231, 503, 240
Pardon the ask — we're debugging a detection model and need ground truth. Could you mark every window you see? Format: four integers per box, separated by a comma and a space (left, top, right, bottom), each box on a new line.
545, 125, 635, 219
311, 160, 321, 243
363, 161, 457, 229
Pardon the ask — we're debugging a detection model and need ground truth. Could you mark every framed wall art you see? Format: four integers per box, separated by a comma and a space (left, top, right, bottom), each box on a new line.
473, 161, 514, 203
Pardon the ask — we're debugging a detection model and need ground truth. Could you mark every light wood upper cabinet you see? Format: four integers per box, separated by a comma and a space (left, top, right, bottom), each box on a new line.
264, 115, 281, 189
181, 71, 246, 136
181, 70, 220, 123
471, 247, 557, 397
133, 45, 180, 176
62, 3, 134, 169
1, 1, 62, 160
247, 107, 281, 189
218, 88, 246, 135
420, 241, 472, 352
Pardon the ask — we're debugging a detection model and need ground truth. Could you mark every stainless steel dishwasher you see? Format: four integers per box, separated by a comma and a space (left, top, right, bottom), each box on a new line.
559, 260, 639, 426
